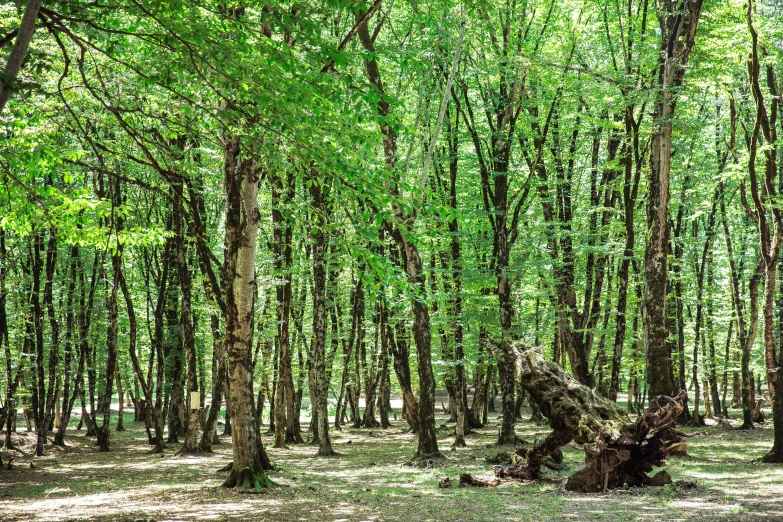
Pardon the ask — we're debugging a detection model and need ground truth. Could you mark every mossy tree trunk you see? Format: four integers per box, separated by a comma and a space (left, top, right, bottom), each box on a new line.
491, 341, 687, 492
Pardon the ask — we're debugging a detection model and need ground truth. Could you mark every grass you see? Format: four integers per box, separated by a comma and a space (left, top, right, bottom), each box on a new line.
1, 402, 782, 521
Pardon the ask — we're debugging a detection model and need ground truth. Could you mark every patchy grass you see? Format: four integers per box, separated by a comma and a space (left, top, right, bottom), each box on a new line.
0, 403, 782, 521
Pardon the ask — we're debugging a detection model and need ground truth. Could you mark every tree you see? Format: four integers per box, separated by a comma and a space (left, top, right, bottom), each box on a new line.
644, 0, 704, 401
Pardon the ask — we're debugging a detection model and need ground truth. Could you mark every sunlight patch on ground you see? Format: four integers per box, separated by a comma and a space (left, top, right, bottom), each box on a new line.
1, 406, 782, 521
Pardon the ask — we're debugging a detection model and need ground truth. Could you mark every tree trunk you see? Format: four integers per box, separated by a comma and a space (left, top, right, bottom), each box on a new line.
97, 175, 123, 452
176, 194, 200, 454
0, 228, 16, 450
199, 321, 225, 451
54, 245, 79, 446
42, 227, 59, 438
0, 0, 43, 114
357, 11, 439, 458
120, 267, 165, 452
404, 243, 440, 457
221, 135, 274, 489
307, 168, 337, 457
115, 369, 125, 432
30, 232, 46, 456
644, 0, 703, 401
271, 170, 299, 447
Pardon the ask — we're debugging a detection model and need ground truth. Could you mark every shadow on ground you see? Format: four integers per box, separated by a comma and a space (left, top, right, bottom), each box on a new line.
0, 401, 780, 521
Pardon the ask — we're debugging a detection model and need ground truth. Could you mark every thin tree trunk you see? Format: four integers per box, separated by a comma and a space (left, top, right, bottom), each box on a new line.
357, 12, 439, 458
120, 267, 165, 452
307, 168, 337, 456
97, 176, 123, 452
176, 194, 200, 454
271, 170, 299, 447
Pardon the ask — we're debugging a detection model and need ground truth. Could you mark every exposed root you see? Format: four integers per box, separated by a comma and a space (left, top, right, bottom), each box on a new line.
761, 449, 783, 464
486, 340, 691, 492
405, 451, 447, 467
314, 448, 341, 458
564, 392, 690, 492
494, 434, 530, 447
175, 446, 207, 457
221, 465, 278, 490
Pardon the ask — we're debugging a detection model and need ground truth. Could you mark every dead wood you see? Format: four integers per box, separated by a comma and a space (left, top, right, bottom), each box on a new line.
488, 340, 689, 492
458, 473, 499, 487
753, 399, 766, 423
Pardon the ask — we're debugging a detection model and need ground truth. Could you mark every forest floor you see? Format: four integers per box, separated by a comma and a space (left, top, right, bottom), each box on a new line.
1, 398, 782, 521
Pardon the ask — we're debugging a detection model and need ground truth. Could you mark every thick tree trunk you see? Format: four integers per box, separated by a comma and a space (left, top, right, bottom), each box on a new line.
221, 135, 274, 489
165, 270, 185, 443
491, 336, 519, 446
405, 245, 440, 458
495, 224, 518, 446
644, 0, 703, 401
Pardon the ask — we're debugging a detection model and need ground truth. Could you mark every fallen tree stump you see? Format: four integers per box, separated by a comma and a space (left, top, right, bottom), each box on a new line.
564, 393, 687, 492
488, 340, 689, 492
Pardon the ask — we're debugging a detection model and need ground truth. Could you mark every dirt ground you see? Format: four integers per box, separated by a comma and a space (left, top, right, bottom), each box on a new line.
1, 401, 783, 521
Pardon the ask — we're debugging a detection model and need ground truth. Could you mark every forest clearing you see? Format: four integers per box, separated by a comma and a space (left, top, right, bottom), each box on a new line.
1, 396, 781, 522
3, 0, 783, 520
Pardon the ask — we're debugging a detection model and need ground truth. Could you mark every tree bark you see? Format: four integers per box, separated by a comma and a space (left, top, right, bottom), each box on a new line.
221, 135, 274, 489
97, 175, 123, 452
307, 167, 337, 456
645, 0, 703, 401
357, 13, 439, 458
270, 170, 300, 447
0, 0, 43, 114
176, 193, 200, 454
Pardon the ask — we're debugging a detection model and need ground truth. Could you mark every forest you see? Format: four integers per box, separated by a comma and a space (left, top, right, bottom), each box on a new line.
1, 0, 783, 520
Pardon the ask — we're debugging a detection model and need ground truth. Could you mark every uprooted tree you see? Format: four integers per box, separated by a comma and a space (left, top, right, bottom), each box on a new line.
488, 340, 688, 492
